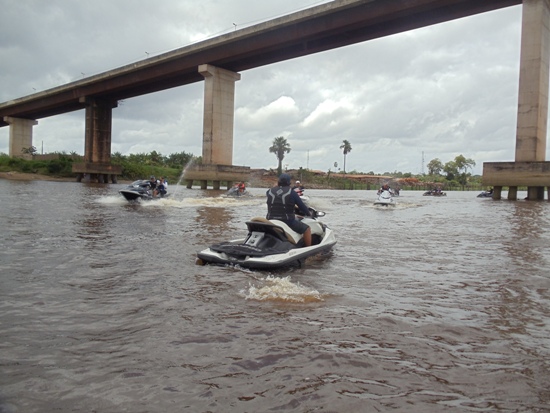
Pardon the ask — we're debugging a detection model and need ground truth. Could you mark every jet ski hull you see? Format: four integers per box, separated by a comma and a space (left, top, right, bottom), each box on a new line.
119, 189, 148, 201
374, 190, 396, 206
197, 217, 336, 270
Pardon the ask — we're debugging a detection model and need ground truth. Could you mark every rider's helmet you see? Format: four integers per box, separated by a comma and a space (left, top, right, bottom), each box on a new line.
278, 173, 291, 186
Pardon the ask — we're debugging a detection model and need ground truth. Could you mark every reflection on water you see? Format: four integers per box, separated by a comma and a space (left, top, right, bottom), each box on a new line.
0, 182, 549, 412
196, 206, 235, 235
504, 202, 549, 264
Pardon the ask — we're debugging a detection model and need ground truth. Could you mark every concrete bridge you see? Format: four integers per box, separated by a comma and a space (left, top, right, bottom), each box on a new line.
1, 0, 549, 198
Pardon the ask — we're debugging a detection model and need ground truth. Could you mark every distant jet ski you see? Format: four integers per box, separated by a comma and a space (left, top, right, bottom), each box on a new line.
225, 186, 251, 197
477, 190, 493, 198
374, 189, 396, 206
423, 189, 446, 196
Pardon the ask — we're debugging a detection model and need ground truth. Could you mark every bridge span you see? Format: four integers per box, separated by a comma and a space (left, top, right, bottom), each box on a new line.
1, 0, 549, 198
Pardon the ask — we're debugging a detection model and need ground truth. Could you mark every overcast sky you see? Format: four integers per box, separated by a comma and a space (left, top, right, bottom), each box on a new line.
0, 0, 537, 175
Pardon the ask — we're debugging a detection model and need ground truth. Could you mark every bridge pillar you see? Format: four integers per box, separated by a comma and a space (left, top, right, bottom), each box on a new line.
184, 64, 249, 188
483, 0, 550, 199
517, 0, 550, 199
198, 64, 241, 165
72, 97, 121, 183
4, 116, 38, 159
516, 0, 549, 163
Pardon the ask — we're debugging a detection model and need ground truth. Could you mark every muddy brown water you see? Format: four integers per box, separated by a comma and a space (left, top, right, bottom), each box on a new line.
1, 180, 549, 412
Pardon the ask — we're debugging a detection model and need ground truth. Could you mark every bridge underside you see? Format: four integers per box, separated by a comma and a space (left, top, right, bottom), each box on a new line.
483, 162, 550, 200
183, 164, 250, 190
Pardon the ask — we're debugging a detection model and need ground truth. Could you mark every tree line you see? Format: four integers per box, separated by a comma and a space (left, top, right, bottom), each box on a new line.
1, 150, 197, 183
426, 155, 476, 188
6, 140, 479, 189
267, 136, 479, 189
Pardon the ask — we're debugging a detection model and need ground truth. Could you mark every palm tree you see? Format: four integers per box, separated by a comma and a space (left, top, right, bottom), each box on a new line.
339, 140, 352, 174
269, 136, 291, 175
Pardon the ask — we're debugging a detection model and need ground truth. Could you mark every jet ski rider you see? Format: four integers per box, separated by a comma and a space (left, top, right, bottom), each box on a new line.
148, 176, 157, 195
293, 180, 304, 196
266, 173, 312, 247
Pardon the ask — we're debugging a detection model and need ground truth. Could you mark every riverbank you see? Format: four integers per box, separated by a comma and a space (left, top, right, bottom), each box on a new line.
0, 170, 324, 189
0, 171, 137, 184
0, 171, 76, 182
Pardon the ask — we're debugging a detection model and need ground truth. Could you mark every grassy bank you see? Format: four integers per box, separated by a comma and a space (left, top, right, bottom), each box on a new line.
0, 154, 184, 184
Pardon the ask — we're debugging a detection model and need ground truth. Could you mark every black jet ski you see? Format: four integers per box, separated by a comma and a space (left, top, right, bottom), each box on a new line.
477, 190, 494, 198
423, 189, 447, 196
119, 180, 170, 201
196, 208, 336, 270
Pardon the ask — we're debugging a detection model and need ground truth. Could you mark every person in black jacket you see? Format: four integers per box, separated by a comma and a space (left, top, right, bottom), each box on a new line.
266, 173, 312, 247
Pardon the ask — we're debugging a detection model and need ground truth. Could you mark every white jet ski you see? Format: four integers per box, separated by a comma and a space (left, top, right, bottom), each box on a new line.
374, 189, 396, 206
196, 208, 336, 270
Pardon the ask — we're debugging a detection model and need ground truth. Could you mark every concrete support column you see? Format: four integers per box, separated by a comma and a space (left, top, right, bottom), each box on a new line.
81, 97, 116, 164
198, 64, 241, 165
72, 97, 121, 183
493, 186, 503, 200
482, 1, 550, 199
4, 116, 38, 159
515, 0, 550, 163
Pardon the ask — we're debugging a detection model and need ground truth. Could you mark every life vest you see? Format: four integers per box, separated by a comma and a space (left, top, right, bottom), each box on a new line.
266, 186, 295, 221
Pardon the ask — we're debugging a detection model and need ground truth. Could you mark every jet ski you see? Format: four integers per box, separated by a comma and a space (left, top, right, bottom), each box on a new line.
196, 208, 336, 270
119, 180, 169, 201
225, 186, 251, 197
374, 189, 396, 206
477, 190, 494, 198
423, 189, 447, 196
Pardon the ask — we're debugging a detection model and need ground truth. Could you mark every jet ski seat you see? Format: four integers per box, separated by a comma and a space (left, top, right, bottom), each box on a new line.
248, 217, 301, 245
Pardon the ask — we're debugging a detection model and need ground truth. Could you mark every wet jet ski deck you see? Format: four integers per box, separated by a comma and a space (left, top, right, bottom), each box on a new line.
196, 215, 336, 270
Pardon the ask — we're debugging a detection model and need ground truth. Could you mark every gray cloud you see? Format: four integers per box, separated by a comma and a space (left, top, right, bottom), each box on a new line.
1, 1, 535, 175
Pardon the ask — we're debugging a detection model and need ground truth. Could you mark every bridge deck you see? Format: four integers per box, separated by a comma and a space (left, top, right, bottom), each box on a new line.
0, 0, 520, 126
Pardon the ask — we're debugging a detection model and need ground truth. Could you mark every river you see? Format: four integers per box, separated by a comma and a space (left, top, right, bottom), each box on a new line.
1, 179, 549, 412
